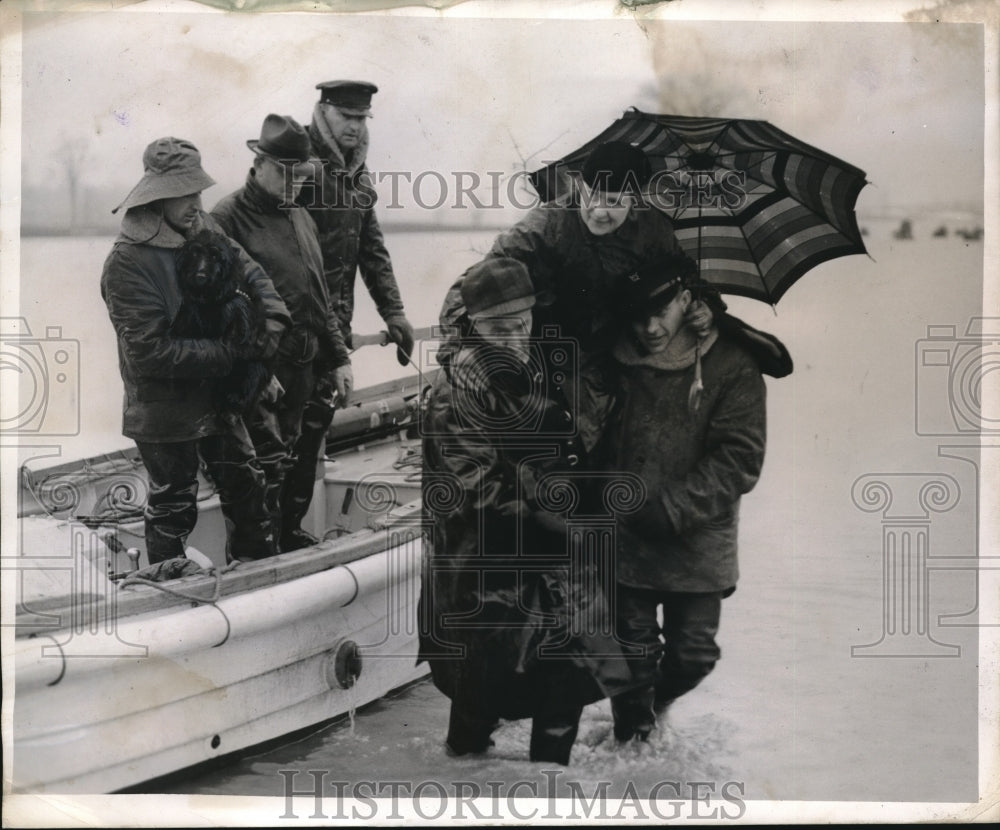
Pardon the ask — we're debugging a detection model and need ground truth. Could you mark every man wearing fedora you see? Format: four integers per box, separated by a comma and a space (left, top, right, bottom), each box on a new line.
277, 80, 415, 549
211, 114, 353, 552
101, 136, 291, 565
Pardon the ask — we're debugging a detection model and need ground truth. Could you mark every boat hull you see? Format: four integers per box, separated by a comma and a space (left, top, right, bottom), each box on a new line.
13, 437, 431, 794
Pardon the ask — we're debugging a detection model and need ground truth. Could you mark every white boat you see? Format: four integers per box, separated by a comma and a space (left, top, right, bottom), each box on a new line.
11, 373, 435, 794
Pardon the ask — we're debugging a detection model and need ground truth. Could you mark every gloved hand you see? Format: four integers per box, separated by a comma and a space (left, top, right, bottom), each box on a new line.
684, 299, 714, 339
385, 315, 415, 367
257, 318, 286, 360
333, 363, 354, 406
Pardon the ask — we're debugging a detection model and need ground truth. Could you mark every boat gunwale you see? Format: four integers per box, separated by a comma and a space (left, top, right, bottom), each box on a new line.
14, 498, 423, 634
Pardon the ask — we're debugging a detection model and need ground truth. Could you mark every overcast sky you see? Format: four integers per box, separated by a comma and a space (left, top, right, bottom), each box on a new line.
18, 4, 984, 218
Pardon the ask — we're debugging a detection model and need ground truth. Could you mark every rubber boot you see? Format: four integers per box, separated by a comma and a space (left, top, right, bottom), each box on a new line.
611, 687, 656, 742
279, 398, 335, 551
529, 706, 582, 765
445, 703, 497, 756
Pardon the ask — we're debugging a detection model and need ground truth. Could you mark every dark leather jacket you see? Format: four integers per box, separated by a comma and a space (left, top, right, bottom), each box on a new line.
211, 172, 349, 369
298, 122, 406, 343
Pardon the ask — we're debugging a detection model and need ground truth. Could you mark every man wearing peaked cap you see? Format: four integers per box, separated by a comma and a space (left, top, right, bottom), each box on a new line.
211, 114, 353, 553
280, 79, 415, 548
101, 136, 291, 565
315, 80, 378, 116
596, 252, 778, 744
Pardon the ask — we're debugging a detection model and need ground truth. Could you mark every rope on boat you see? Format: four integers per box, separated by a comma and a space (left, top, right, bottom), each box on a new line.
393, 443, 423, 483
119, 560, 242, 605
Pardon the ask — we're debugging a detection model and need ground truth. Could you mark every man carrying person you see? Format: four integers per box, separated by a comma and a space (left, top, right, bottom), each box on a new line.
283, 79, 416, 547
101, 136, 290, 564
211, 114, 353, 552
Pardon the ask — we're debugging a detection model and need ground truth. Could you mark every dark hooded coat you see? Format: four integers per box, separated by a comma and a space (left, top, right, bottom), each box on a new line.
418, 338, 633, 719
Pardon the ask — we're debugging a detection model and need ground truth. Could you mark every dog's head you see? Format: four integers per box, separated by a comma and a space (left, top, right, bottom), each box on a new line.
175, 229, 241, 305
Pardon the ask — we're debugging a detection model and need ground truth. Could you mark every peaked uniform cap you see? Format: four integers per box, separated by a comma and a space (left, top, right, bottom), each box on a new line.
620, 253, 699, 318
113, 137, 215, 213
316, 80, 378, 116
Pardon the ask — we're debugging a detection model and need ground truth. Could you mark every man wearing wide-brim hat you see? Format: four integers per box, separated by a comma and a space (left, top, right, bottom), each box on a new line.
211, 114, 352, 553
101, 136, 292, 565
281, 80, 416, 547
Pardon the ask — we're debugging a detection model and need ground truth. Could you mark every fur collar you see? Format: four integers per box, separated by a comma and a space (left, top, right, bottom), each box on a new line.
613, 326, 719, 370
310, 103, 369, 176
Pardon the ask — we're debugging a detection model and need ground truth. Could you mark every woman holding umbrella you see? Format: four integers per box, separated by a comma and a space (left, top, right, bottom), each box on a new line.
437, 141, 714, 368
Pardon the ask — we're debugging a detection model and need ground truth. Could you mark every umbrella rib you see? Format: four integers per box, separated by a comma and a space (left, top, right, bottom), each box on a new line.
711, 150, 784, 195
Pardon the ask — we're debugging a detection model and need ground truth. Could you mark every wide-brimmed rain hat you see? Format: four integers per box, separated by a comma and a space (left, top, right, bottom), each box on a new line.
247, 114, 312, 166
113, 137, 215, 214
461, 257, 536, 318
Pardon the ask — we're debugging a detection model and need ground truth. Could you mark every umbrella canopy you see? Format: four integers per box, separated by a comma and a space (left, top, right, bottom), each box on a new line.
529, 109, 870, 305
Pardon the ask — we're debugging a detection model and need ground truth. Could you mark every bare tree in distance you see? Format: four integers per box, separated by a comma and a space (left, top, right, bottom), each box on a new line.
59, 133, 90, 233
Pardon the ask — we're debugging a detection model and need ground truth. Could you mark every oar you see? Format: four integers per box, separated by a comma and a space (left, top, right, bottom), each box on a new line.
350, 326, 437, 361
350, 331, 391, 349
349, 326, 438, 388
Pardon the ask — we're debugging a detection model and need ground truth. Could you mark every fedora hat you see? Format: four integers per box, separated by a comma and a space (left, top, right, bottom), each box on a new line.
113, 137, 215, 214
247, 114, 312, 164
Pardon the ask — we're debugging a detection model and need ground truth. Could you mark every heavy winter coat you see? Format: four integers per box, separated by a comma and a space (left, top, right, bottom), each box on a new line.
419, 339, 633, 719
210, 172, 349, 369
439, 197, 685, 355
100, 210, 291, 443
298, 120, 406, 341
602, 329, 767, 593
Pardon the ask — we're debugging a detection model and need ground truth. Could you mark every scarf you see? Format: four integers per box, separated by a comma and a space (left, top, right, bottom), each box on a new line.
613, 326, 719, 414
311, 102, 369, 176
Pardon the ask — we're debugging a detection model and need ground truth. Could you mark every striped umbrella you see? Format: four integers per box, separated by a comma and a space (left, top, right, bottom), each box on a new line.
529, 109, 870, 305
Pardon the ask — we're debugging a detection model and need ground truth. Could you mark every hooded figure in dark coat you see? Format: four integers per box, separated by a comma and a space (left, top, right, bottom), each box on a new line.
419, 257, 634, 766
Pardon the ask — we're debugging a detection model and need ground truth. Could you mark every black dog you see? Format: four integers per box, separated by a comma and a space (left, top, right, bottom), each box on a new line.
172, 229, 270, 422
